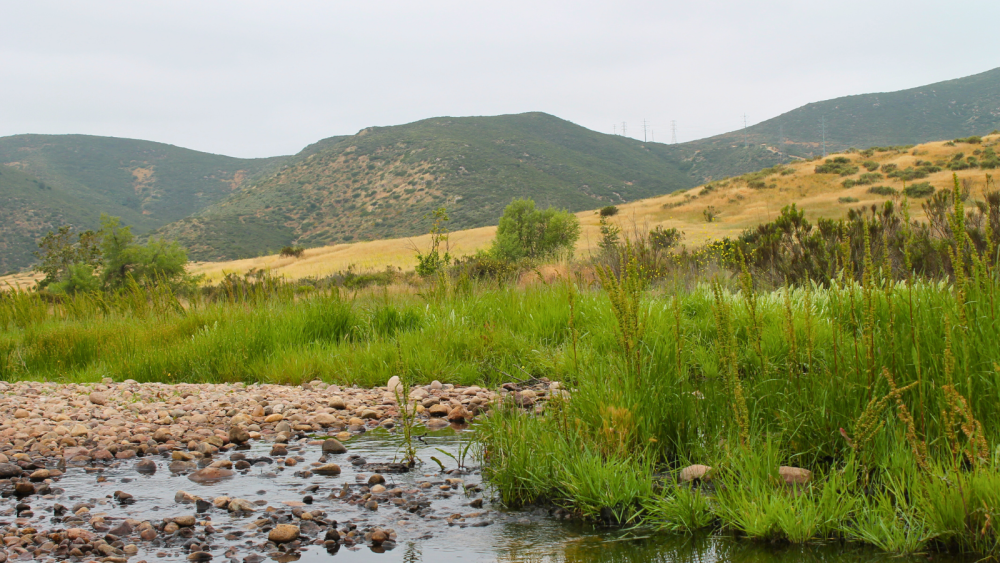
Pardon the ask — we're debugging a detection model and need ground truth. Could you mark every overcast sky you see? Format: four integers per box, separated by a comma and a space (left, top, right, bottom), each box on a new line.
2, 1, 997, 158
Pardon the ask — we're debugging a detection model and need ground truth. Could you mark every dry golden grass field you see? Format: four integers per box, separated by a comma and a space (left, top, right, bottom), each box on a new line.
3, 135, 997, 288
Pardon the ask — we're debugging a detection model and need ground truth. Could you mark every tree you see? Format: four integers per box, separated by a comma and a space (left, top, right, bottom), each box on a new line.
33, 215, 189, 294
99, 215, 187, 290
34, 226, 102, 288
490, 198, 581, 261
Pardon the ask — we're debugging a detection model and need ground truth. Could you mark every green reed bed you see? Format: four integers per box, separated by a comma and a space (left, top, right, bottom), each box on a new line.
477, 246, 1000, 555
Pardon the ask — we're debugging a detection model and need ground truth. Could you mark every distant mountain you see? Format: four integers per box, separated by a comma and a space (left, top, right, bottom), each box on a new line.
154, 113, 698, 260
4, 67, 1000, 268
663, 66, 1000, 182
0, 134, 286, 271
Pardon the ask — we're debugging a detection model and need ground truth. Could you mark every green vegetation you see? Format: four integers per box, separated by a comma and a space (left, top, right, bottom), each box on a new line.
0, 134, 284, 270
154, 113, 697, 260
815, 157, 859, 176
475, 173, 1000, 556
490, 199, 580, 261
867, 186, 897, 196
33, 216, 190, 294
903, 182, 935, 198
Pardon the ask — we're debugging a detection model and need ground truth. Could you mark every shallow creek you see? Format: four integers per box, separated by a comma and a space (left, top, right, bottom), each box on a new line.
2, 424, 972, 563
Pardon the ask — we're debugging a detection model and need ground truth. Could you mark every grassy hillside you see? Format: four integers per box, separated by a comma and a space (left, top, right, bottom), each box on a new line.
154, 112, 700, 260
0, 134, 286, 270
663, 66, 1000, 182
169, 133, 998, 284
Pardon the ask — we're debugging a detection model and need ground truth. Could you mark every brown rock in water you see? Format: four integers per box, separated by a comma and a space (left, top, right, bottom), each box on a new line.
268, 524, 299, 543
778, 466, 812, 486
678, 464, 713, 482
66, 528, 93, 541
228, 426, 250, 444
174, 515, 196, 527
370, 529, 388, 545
29, 469, 51, 481
14, 482, 35, 496
314, 464, 342, 476
367, 474, 386, 486
428, 404, 450, 417
321, 438, 347, 454
447, 406, 472, 423
188, 467, 235, 484
136, 459, 157, 474
227, 498, 255, 512
140, 529, 158, 541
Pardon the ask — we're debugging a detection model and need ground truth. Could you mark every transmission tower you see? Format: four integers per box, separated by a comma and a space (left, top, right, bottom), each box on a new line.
622, 122, 627, 137
743, 114, 748, 148
671, 120, 677, 144
642, 119, 648, 142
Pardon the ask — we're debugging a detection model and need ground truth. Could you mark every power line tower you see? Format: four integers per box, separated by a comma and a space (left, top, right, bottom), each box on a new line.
671, 120, 677, 144
622, 122, 627, 138
821, 117, 827, 157
613, 124, 617, 136
642, 119, 648, 142
743, 114, 749, 148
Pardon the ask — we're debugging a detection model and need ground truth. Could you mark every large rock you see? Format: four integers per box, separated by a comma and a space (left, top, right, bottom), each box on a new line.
678, 464, 712, 482
228, 426, 250, 444
314, 464, 342, 476
321, 439, 347, 454
188, 467, 235, 484
386, 376, 402, 397
227, 498, 256, 512
447, 406, 472, 423
329, 397, 347, 410
136, 459, 157, 474
428, 404, 450, 417
268, 524, 300, 543
89, 392, 108, 405
313, 413, 338, 427
779, 466, 812, 486
0, 463, 22, 479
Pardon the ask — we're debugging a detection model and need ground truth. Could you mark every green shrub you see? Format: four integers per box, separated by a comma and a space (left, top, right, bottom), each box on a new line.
862, 160, 879, 171
279, 246, 305, 258
867, 186, 897, 196
881, 163, 898, 173
838, 197, 859, 203
815, 157, 859, 176
491, 198, 581, 261
599, 205, 619, 217
954, 136, 982, 144
903, 182, 935, 198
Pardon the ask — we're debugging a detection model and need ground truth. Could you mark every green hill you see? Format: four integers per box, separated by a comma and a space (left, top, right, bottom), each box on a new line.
5, 67, 1000, 267
662, 66, 1000, 182
0, 134, 286, 270
154, 113, 699, 260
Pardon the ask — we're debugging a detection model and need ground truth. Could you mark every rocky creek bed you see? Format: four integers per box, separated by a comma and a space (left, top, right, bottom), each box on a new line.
0, 377, 567, 562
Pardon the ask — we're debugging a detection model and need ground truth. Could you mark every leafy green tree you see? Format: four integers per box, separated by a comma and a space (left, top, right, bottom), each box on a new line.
490, 198, 580, 261
33, 215, 189, 294
98, 215, 187, 290
33, 226, 102, 288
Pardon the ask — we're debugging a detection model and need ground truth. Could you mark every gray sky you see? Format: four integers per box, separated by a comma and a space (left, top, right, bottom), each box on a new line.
2, 1, 997, 158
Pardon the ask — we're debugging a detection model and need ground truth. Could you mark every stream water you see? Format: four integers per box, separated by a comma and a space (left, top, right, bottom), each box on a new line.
6, 424, 971, 563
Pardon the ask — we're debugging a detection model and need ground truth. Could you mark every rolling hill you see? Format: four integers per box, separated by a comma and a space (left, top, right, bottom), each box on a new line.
153, 112, 700, 260
0, 134, 286, 272
156, 133, 996, 284
663, 66, 1000, 182
3, 67, 1000, 269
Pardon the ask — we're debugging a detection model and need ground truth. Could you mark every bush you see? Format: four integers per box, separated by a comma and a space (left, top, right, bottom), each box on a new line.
838, 197, 859, 204
862, 160, 879, 171
954, 136, 982, 144
279, 246, 305, 258
815, 157, 859, 176
881, 163, 898, 174
599, 205, 619, 217
903, 182, 935, 198
857, 172, 883, 185
491, 199, 581, 261
867, 186, 897, 196
648, 226, 682, 250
